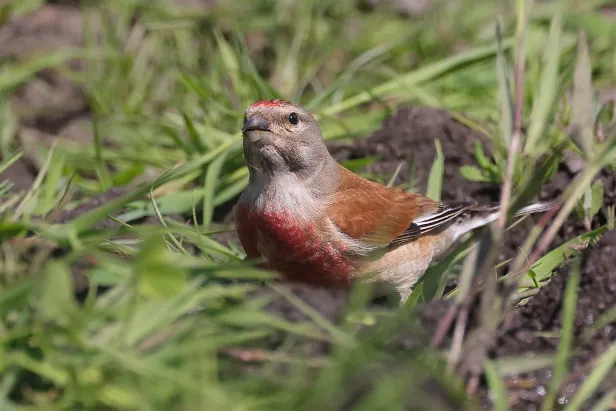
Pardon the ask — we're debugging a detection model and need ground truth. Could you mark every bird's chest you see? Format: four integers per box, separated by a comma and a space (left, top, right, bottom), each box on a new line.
238, 206, 354, 286
252, 209, 318, 255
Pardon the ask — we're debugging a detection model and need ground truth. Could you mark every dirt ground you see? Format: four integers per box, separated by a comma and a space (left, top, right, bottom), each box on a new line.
273, 107, 616, 410
2, 3, 616, 410
268, 105, 614, 407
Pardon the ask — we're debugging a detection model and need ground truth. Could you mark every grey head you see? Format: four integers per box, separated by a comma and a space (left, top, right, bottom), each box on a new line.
241, 99, 337, 184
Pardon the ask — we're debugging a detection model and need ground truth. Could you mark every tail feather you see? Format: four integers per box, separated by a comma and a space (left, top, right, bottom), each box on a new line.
513, 201, 558, 217
451, 200, 558, 240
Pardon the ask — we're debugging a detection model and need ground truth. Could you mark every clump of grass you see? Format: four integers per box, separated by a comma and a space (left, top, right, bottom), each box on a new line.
428, 0, 616, 408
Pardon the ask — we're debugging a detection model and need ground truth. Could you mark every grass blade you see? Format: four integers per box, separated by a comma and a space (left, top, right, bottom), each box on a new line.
524, 12, 563, 154
426, 139, 444, 201
11, 143, 56, 221
496, 19, 513, 149
322, 39, 513, 117
38, 149, 66, 216
62, 142, 239, 236
540, 258, 581, 411
202, 148, 230, 231
91, 114, 112, 190
580, 303, 616, 343
182, 110, 207, 154
564, 342, 616, 410
0, 96, 16, 157
570, 30, 594, 157
0, 49, 96, 93
590, 389, 616, 411
485, 360, 510, 411
0, 151, 23, 175
492, 354, 555, 376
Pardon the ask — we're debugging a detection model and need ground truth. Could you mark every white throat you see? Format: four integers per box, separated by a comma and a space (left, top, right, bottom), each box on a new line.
239, 172, 324, 221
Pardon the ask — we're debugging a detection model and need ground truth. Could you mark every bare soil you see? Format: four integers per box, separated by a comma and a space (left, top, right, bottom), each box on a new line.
270, 106, 616, 410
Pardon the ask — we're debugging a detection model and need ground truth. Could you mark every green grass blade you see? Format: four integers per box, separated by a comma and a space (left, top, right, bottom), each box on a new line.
39, 260, 77, 326
580, 304, 616, 343
213, 30, 246, 101
0, 49, 97, 93
496, 20, 513, 148
492, 354, 555, 376
322, 39, 513, 117
0, 151, 23, 175
202, 148, 230, 231
163, 124, 194, 156
38, 149, 66, 216
136, 236, 188, 299
91, 114, 112, 190
524, 12, 563, 154
564, 342, 616, 410
570, 30, 594, 157
11, 143, 56, 221
516, 224, 608, 288
214, 174, 248, 206
0, 96, 16, 157
540, 258, 581, 411
426, 139, 444, 201
149, 184, 190, 256
270, 284, 353, 346
63, 142, 239, 236
181, 110, 207, 154
421, 236, 474, 301
590, 389, 616, 411
485, 360, 510, 411
386, 162, 404, 188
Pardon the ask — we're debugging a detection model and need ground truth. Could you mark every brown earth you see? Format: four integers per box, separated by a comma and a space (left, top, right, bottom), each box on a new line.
264, 106, 616, 410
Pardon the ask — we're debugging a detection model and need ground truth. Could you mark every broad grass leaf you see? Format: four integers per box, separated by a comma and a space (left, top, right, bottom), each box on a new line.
39, 261, 77, 326
136, 236, 187, 299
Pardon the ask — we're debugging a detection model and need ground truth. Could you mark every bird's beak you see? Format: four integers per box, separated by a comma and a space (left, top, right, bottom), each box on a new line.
243, 115, 270, 133
242, 115, 274, 145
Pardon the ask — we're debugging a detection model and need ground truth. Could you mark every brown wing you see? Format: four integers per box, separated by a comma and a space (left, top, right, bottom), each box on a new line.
327, 164, 441, 247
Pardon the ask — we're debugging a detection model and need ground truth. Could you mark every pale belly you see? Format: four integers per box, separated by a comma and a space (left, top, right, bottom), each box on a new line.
359, 236, 434, 288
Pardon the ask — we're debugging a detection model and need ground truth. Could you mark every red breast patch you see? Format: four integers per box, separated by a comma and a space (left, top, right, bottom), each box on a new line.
246, 209, 354, 287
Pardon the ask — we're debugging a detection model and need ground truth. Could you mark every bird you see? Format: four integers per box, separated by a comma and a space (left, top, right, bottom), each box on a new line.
234, 99, 555, 305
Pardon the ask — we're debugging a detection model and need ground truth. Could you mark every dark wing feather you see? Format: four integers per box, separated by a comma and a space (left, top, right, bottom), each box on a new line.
389, 201, 478, 247
387, 222, 422, 246
388, 200, 555, 248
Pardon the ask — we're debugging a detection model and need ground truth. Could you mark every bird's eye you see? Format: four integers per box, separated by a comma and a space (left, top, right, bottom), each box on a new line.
243, 112, 248, 124
288, 112, 299, 125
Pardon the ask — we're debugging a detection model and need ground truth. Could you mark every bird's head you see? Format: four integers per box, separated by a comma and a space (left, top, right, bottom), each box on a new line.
242, 99, 332, 179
